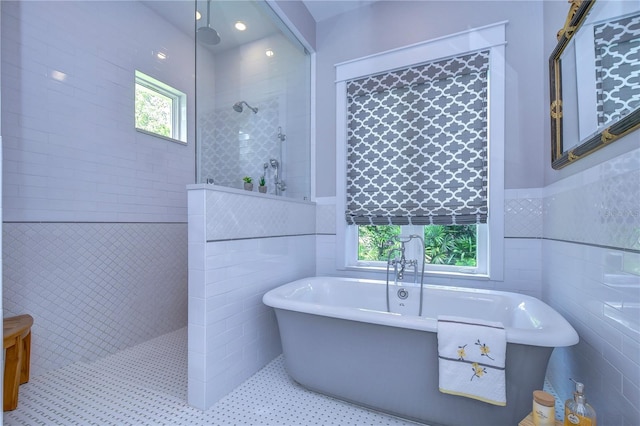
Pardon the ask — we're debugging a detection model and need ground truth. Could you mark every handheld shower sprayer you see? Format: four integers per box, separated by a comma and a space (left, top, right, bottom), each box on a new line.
232, 101, 258, 114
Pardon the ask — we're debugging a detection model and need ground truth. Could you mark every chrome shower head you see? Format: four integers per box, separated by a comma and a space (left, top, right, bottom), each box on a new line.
197, 0, 221, 45
232, 101, 258, 114
197, 26, 221, 45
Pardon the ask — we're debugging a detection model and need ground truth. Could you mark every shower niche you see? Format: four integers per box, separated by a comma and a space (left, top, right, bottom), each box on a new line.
195, 0, 311, 200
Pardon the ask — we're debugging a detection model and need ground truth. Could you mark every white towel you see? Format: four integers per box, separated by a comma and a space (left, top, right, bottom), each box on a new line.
437, 315, 506, 406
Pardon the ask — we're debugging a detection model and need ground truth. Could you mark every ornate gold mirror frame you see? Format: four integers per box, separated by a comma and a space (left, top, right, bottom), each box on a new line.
550, 0, 640, 169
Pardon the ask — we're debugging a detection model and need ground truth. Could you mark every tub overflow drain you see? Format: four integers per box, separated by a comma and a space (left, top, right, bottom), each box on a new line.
397, 288, 409, 299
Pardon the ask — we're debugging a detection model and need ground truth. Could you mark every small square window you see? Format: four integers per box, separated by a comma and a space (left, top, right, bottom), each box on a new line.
135, 70, 186, 143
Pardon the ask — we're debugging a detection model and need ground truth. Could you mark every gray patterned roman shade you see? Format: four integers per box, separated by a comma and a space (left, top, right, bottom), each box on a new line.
345, 50, 490, 226
594, 13, 640, 126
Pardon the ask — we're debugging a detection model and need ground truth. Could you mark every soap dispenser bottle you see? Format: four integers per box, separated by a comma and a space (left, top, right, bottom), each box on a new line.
564, 380, 596, 426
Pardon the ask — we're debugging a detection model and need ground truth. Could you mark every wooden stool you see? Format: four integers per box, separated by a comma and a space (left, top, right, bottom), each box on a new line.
3, 314, 34, 411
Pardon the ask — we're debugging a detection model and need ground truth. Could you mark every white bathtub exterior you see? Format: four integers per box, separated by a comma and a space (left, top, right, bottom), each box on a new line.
264, 276, 578, 426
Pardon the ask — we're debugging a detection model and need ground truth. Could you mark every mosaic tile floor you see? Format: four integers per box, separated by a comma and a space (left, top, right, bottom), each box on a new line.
4, 328, 420, 426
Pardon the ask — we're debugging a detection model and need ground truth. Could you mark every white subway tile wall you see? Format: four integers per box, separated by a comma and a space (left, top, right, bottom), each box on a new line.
2, 0, 193, 379
2, 1, 194, 223
188, 187, 315, 410
315, 197, 337, 235
543, 147, 640, 426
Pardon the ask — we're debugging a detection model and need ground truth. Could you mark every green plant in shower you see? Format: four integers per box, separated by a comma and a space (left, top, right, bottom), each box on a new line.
258, 176, 266, 186
242, 176, 253, 184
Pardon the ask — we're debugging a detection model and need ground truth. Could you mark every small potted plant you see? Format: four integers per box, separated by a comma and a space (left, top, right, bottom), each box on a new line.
258, 176, 267, 193
243, 176, 253, 191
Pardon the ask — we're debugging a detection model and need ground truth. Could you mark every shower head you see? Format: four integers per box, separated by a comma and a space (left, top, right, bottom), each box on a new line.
197, 26, 221, 45
197, 0, 221, 45
233, 101, 258, 114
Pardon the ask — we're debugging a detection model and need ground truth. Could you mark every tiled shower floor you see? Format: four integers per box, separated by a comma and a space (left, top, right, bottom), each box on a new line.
4, 328, 420, 425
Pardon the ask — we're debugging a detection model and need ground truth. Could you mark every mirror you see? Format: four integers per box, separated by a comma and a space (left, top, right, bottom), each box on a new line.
550, 0, 640, 169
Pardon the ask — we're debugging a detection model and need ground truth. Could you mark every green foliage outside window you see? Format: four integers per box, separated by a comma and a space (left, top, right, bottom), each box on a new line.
358, 225, 401, 261
358, 225, 477, 266
424, 225, 477, 266
135, 83, 172, 138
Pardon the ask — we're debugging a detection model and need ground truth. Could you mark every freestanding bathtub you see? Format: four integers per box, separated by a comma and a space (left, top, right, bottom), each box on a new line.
263, 276, 578, 426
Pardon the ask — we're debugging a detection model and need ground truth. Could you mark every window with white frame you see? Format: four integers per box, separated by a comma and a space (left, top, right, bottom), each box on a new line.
335, 23, 506, 279
135, 70, 187, 143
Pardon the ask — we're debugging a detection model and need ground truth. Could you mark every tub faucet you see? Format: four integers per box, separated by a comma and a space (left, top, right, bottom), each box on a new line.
389, 240, 417, 282
396, 242, 408, 281
385, 234, 426, 316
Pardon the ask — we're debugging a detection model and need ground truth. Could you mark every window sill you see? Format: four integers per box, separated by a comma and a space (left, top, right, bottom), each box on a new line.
341, 264, 490, 281
135, 128, 187, 145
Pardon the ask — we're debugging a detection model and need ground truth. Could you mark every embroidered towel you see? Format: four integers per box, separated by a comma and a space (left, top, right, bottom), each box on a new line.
437, 315, 506, 406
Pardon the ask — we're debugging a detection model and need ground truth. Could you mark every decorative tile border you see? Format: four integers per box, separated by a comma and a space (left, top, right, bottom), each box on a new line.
188, 185, 316, 242
543, 149, 640, 251
319, 145, 640, 252
504, 195, 543, 238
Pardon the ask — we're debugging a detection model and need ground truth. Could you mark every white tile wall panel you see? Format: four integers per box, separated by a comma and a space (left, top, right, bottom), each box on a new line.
544, 241, 640, 425
543, 162, 640, 250
543, 147, 640, 426
3, 222, 188, 377
187, 187, 316, 410
201, 185, 315, 241
1, 0, 195, 223
315, 197, 337, 235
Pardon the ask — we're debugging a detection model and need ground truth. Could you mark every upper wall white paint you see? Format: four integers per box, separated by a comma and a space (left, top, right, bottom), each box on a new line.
272, 0, 316, 51
314, 0, 546, 196
2, 1, 195, 222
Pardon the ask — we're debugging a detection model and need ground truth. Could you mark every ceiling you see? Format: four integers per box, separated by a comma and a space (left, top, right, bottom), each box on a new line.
142, 0, 378, 53
143, 0, 282, 54
302, 0, 379, 22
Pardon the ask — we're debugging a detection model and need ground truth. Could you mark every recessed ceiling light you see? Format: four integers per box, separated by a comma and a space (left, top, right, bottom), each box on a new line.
157, 52, 167, 60
196, 10, 201, 20
265, 49, 275, 57
235, 21, 247, 31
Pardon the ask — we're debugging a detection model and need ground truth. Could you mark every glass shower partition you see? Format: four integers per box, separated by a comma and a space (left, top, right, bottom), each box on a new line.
195, 0, 311, 200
